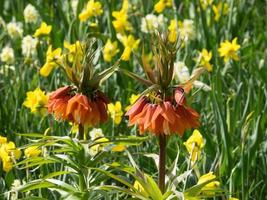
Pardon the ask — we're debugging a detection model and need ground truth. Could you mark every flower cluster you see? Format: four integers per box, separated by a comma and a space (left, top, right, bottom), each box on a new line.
126, 88, 200, 136
47, 86, 109, 127
0, 136, 21, 172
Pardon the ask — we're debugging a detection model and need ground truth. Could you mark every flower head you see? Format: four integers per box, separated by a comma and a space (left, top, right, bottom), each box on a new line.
112, 0, 132, 33
168, 19, 178, 43
103, 39, 119, 62
47, 86, 73, 121
34, 22, 52, 37
79, 0, 103, 21
0, 46, 15, 64
0, 138, 21, 172
108, 101, 123, 125
0, 136, 7, 144
154, 0, 172, 13
173, 62, 190, 83
184, 129, 204, 163
7, 21, 23, 39
197, 49, 213, 72
24, 146, 41, 158
40, 45, 62, 76
197, 172, 220, 193
125, 90, 200, 136
218, 37, 240, 62
23, 88, 48, 115
89, 128, 104, 140
212, 2, 229, 21
178, 19, 196, 42
118, 34, 140, 61
48, 87, 109, 127
22, 35, 38, 58
141, 14, 164, 33
24, 4, 39, 23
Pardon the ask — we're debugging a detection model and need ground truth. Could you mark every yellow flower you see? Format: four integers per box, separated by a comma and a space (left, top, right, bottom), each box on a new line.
64, 40, 84, 62
3, 157, 13, 172
34, 22, 52, 37
112, 0, 132, 33
24, 146, 42, 158
154, 0, 172, 13
79, 0, 103, 21
23, 88, 48, 115
89, 137, 109, 156
198, 49, 213, 72
0, 138, 21, 172
197, 172, 220, 192
118, 34, 140, 61
218, 37, 240, 62
229, 198, 239, 200
112, 144, 126, 152
125, 94, 140, 111
200, 0, 213, 10
40, 45, 62, 76
184, 130, 204, 163
0, 136, 7, 144
168, 19, 178, 43
108, 101, 123, 125
103, 39, 119, 62
212, 2, 229, 21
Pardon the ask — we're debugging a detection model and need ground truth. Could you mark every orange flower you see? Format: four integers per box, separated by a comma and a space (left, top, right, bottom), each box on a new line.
47, 86, 109, 126
47, 86, 72, 120
125, 88, 199, 136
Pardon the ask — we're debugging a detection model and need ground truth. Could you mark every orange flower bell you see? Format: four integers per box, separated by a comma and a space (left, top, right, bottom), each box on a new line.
47, 86, 109, 127
125, 87, 199, 136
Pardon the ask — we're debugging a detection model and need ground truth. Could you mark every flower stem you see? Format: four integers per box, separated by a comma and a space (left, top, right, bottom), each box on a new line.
159, 134, 166, 193
78, 124, 84, 140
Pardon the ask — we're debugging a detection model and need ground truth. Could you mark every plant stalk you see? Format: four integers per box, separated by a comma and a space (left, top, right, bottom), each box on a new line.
159, 134, 166, 193
78, 124, 84, 140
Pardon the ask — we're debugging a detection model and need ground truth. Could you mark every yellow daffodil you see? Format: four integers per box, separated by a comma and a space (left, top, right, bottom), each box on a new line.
197, 172, 220, 193
212, 2, 229, 21
198, 48, 213, 72
64, 40, 84, 63
23, 88, 48, 115
118, 34, 140, 61
229, 198, 239, 200
108, 101, 123, 124
34, 22, 52, 37
125, 94, 140, 111
218, 37, 240, 62
168, 19, 178, 43
112, 0, 132, 33
0, 136, 7, 144
24, 146, 42, 158
200, 0, 213, 10
2, 157, 13, 172
184, 130, 204, 163
111, 144, 126, 152
154, 0, 172, 13
79, 0, 103, 21
103, 39, 119, 62
0, 138, 21, 172
40, 45, 62, 76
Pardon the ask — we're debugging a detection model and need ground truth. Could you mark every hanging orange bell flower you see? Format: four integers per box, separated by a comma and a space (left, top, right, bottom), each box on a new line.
47, 86, 109, 127
125, 88, 199, 136
47, 86, 73, 121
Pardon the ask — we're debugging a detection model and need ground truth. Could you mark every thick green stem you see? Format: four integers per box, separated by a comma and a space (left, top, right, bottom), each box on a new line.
158, 134, 166, 193
78, 124, 84, 140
